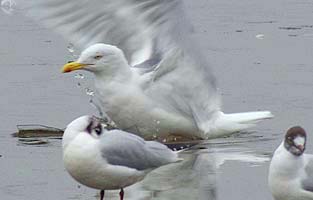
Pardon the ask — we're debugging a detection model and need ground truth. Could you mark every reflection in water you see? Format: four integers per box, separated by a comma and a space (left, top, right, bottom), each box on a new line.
101, 135, 271, 200
14, 132, 272, 200
106, 148, 217, 200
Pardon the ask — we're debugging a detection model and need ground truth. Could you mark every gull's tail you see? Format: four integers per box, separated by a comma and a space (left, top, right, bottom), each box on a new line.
205, 111, 274, 139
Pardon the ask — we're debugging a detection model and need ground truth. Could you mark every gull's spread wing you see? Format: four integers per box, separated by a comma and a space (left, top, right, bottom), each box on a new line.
21, 0, 190, 67
20, 0, 221, 125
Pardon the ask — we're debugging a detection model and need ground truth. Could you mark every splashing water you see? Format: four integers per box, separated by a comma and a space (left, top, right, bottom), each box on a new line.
85, 88, 95, 96
67, 43, 79, 59
67, 43, 75, 53
69, 61, 108, 123
89, 98, 104, 119
1, 0, 16, 15
74, 73, 85, 79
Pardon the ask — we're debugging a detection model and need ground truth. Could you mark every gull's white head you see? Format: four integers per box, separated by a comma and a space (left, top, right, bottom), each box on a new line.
62, 115, 103, 149
284, 126, 306, 156
62, 43, 128, 74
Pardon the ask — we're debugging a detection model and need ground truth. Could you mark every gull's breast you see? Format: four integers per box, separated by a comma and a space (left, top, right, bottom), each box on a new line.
95, 80, 200, 139
63, 136, 145, 190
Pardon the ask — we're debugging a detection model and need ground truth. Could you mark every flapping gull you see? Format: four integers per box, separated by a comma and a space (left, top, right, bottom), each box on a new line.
63, 115, 179, 200
21, 0, 273, 139
268, 126, 313, 200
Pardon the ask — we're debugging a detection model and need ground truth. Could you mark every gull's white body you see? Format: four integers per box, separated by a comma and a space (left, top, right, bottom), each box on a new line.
94, 68, 200, 139
63, 133, 145, 189
62, 116, 180, 192
269, 143, 313, 200
20, 0, 273, 139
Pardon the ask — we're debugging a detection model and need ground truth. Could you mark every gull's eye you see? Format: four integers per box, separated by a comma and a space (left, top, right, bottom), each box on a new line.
94, 124, 102, 136
94, 55, 103, 60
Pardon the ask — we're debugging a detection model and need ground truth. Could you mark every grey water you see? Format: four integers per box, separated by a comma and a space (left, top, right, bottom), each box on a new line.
1, 0, 313, 199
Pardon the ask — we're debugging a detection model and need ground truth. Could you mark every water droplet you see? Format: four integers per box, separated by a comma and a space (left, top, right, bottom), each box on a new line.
156, 120, 160, 124
152, 134, 157, 139
85, 88, 94, 96
180, 146, 184, 150
173, 148, 177, 151
89, 98, 104, 118
67, 43, 75, 53
162, 138, 167, 143
1, 0, 16, 15
74, 73, 84, 79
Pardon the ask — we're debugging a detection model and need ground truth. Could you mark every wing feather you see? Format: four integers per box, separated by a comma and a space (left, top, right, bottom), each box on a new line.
100, 130, 178, 170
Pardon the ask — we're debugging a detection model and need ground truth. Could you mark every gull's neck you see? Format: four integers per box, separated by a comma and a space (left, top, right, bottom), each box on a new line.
270, 142, 304, 178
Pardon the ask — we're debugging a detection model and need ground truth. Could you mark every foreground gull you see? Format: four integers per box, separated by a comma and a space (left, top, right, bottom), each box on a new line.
22, 0, 273, 139
268, 126, 313, 200
63, 115, 180, 200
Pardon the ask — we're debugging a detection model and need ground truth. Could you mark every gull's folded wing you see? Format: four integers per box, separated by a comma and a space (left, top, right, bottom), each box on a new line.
100, 130, 178, 170
302, 155, 313, 192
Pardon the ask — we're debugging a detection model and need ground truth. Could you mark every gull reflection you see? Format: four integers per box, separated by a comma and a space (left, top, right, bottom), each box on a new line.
105, 147, 217, 200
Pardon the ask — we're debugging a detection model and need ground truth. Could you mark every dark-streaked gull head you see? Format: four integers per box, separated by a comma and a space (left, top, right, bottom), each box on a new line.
284, 126, 306, 156
62, 115, 103, 149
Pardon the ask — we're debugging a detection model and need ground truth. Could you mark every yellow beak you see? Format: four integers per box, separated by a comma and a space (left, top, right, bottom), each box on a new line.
61, 62, 88, 73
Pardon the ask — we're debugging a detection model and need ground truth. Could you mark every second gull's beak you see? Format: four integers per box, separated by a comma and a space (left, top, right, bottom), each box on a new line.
297, 144, 305, 152
62, 62, 88, 73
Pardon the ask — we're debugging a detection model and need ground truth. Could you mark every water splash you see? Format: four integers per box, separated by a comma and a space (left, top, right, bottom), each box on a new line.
155, 120, 160, 132
67, 43, 75, 53
89, 98, 104, 119
85, 88, 95, 96
72, 72, 103, 118
1, 0, 16, 15
67, 43, 79, 59
74, 73, 85, 79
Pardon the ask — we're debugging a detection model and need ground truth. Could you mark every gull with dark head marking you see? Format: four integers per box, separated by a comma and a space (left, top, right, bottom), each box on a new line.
62, 115, 180, 200
269, 126, 313, 200
21, 0, 273, 139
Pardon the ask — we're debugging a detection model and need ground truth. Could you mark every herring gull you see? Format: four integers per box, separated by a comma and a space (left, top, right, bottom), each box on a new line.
20, 0, 273, 139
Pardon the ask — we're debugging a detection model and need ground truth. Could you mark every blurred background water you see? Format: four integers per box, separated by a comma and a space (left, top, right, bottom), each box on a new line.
1, 0, 313, 199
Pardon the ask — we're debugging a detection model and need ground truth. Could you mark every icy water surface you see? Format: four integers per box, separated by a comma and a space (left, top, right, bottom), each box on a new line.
1, 0, 313, 199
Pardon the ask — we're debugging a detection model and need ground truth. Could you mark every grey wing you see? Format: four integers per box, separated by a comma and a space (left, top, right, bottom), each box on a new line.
100, 130, 178, 171
302, 154, 313, 192
18, 0, 190, 67
18, 0, 221, 122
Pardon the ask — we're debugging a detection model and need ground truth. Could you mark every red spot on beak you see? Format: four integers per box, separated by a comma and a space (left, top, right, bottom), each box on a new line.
297, 144, 305, 152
